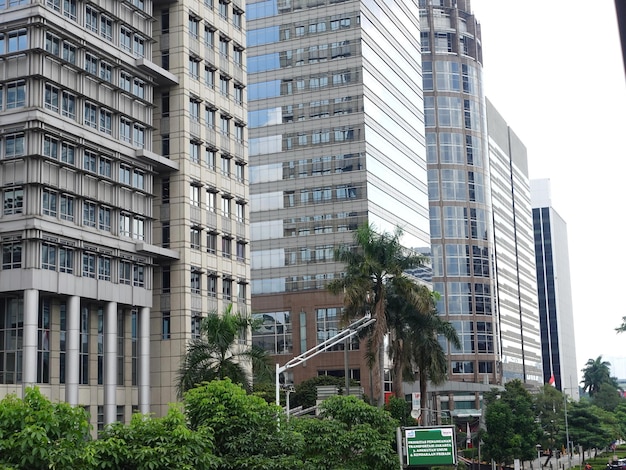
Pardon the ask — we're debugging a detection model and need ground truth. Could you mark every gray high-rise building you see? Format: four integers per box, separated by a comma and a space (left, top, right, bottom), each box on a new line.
247, 0, 430, 396
531, 179, 579, 400
0, 0, 249, 426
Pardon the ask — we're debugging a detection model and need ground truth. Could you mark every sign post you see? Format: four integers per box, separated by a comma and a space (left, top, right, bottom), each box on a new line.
400, 425, 457, 468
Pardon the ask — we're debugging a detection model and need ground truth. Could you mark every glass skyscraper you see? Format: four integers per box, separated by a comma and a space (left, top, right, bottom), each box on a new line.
248, 0, 430, 395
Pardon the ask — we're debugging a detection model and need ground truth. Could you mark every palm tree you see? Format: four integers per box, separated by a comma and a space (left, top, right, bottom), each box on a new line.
581, 356, 612, 397
177, 304, 271, 397
327, 223, 428, 406
409, 310, 460, 424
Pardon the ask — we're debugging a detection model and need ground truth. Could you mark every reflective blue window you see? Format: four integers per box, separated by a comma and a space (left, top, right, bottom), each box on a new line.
248, 53, 281, 73
248, 80, 281, 101
247, 0, 277, 20
248, 107, 282, 128
248, 26, 280, 47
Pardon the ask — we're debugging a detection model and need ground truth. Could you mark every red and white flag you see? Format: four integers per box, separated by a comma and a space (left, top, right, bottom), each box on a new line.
466, 422, 472, 448
548, 375, 556, 387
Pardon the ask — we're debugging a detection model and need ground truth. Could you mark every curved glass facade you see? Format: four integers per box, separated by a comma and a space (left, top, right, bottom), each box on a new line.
421, 0, 501, 385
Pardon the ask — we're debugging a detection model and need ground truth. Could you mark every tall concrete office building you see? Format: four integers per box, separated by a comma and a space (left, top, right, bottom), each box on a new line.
0, 0, 249, 426
531, 179, 578, 399
247, 0, 430, 394
486, 99, 542, 387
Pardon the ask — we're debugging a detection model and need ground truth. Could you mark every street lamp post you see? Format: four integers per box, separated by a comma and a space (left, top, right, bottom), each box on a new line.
564, 390, 571, 469
275, 315, 376, 409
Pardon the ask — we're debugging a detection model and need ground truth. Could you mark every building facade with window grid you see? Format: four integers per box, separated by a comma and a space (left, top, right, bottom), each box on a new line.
248, 0, 430, 398
0, 0, 249, 425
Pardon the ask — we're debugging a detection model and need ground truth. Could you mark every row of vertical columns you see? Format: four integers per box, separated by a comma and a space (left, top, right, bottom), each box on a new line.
19, 291, 150, 423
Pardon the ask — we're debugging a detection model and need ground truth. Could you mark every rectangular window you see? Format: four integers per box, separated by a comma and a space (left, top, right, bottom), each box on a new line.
99, 109, 112, 134
99, 157, 112, 177
42, 243, 57, 270
132, 78, 145, 99
119, 260, 132, 285
85, 53, 98, 75
44, 84, 59, 112
191, 314, 202, 339
83, 150, 97, 172
5, 134, 25, 157
82, 252, 96, 278
61, 91, 76, 118
42, 189, 57, 216
63, 0, 77, 20
189, 56, 200, 79
236, 241, 245, 261
60, 194, 74, 221
59, 247, 73, 273
207, 232, 217, 254
221, 237, 231, 258
3, 187, 23, 215
222, 278, 232, 300
133, 264, 145, 287
208, 274, 217, 297
2, 241, 22, 269
6, 81, 25, 109
119, 213, 131, 237
162, 312, 171, 340
133, 35, 145, 57
120, 72, 132, 92
132, 170, 145, 190
120, 27, 132, 52
43, 135, 59, 159
133, 124, 145, 148
190, 184, 200, 207
98, 256, 111, 281
191, 227, 201, 250
100, 16, 113, 41
100, 62, 112, 83
83, 201, 96, 227
84, 103, 97, 128
62, 41, 76, 64
132, 217, 145, 240
98, 206, 111, 231
120, 118, 131, 143
191, 269, 201, 294
61, 143, 75, 164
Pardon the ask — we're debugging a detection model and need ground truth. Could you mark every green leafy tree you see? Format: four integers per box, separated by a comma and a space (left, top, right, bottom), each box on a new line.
292, 395, 399, 469
567, 399, 614, 456
327, 223, 427, 405
385, 396, 416, 427
533, 385, 565, 452
0, 387, 92, 470
177, 304, 272, 396
91, 405, 216, 470
593, 382, 623, 412
581, 356, 614, 397
406, 303, 460, 413
183, 379, 302, 469
482, 380, 543, 465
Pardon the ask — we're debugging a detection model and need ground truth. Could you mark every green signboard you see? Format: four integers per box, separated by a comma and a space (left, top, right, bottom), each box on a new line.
404, 426, 457, 467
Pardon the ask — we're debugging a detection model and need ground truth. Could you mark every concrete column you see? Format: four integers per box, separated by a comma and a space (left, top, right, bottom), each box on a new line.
139, 307, 150, 414
104, 301, 117, 425
66, 296, 80, 405
22, 289, 39, 390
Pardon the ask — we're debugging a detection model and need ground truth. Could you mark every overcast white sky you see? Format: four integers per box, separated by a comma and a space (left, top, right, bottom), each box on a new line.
469, 1, 626, 383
